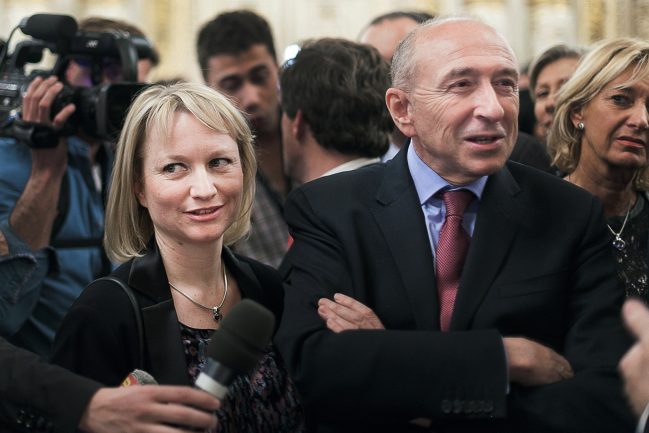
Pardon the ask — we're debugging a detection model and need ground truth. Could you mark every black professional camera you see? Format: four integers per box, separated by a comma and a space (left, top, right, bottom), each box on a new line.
0, 14, 152, 143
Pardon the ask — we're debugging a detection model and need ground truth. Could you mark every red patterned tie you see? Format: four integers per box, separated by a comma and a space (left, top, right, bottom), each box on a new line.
436, 189, 474, 331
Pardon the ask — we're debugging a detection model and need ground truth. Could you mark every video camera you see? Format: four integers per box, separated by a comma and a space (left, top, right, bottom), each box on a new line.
0, 14, 152, 144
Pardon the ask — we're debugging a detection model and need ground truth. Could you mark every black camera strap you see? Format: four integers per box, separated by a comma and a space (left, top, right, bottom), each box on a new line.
11, 119, 61, 148
49, 147, 111, 277
48, 157, 96, 247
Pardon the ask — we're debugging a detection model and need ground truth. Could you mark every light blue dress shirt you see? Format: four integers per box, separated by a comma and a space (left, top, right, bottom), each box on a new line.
406, 144, 488, 257
407, 144, 510, 389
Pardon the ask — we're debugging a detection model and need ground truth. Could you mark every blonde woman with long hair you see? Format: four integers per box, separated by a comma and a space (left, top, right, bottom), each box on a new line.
51, 82, 303, 432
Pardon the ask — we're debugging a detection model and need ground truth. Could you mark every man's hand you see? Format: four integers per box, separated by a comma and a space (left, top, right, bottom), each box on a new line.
22, 75, 76, 129
21, 76, 75, 173
318, 293, 385, 332
504, 337, 573, 386
79, 385, 220, 433
8, 76, 77, 250
619, 299, 649, 416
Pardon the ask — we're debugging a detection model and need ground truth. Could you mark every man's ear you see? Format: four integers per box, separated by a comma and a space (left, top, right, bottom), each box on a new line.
386, 88, 416, 137
292, 110, 309, 141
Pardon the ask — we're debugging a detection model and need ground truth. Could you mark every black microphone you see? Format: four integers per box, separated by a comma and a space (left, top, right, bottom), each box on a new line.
195, 299, 275, 399
19, 14, 77, 42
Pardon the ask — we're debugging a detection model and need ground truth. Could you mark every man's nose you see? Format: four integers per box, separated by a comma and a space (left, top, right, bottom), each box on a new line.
474, 84, 505, 121
239, 81, 262, 112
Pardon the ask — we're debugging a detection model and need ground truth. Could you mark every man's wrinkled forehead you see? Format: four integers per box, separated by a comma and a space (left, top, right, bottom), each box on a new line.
414, 21, 518, 75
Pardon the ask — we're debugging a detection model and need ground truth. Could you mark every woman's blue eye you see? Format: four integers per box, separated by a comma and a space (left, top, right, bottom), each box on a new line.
210, 158, 230, 167
163, 163, 180, 173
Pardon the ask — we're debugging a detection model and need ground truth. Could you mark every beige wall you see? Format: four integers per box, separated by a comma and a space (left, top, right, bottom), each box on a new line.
2, 0, 649, 82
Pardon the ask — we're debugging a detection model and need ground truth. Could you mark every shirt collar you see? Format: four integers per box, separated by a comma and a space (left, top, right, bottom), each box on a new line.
320, 157, 380, 178
407, 143, 488, 205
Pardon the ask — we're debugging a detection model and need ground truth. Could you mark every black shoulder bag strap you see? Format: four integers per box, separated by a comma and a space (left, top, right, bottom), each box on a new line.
49, 150, 105, 263
94, 276, 144, 367
50, 171, 105, 249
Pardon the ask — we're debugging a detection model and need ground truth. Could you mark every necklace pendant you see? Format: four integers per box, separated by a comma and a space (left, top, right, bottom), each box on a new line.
613, 236, 627, 251
212, 306, 223, 322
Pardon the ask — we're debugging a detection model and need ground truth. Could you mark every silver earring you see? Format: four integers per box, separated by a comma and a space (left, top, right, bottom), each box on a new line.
577, 122, 585, 131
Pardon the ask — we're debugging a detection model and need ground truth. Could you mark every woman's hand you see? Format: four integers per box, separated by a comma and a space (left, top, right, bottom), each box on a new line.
318, 293, 385, 333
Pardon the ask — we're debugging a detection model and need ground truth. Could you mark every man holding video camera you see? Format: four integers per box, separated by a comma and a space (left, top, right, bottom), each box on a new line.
0, 17, 158, 356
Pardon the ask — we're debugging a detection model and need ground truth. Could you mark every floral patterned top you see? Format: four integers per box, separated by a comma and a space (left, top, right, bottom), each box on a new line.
607, 192, 649, 302
179, 323, 304, 433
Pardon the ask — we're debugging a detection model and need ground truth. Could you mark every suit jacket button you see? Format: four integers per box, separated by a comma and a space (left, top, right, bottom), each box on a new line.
453, 399, 463, 414
441, 399, 452, 414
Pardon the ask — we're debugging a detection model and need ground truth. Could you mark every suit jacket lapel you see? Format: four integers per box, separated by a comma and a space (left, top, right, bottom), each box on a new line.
128, 241, 191, 385
372, 148, 440, 330
451, 164, 526, 330
223, 248, 264, 302
142, 301, 190, 385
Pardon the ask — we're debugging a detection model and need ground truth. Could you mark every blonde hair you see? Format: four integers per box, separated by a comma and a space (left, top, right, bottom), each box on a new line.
549, 37, 649, 190
105, 82, 256, 263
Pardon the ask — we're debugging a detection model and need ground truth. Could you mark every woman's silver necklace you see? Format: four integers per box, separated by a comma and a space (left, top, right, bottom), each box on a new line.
169, 263, 228, 322
566, 175, 634, 252
608, 202, 632, 252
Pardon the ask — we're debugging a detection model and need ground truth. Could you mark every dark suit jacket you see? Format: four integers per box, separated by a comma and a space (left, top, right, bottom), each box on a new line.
276, 145, 634, 433
50, 241, 284, 387
0, 337, 99, 433
510, 132, 551, 173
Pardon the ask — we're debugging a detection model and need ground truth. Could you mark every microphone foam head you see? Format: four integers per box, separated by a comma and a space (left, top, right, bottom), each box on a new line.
21, 14, 78, 41
207, 299, 275, 374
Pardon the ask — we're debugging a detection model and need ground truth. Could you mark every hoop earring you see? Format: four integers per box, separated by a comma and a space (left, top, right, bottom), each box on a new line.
577, 122, 585, 131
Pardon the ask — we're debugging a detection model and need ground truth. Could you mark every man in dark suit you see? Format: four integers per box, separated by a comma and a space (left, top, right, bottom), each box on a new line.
276, 17, 633, 433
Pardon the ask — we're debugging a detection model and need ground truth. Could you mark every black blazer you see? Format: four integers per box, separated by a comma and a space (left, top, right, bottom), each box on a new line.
510, 131, 551, 173
50, 241, 284, 387
276, 145, 634, 433
0, 337, 100, 433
